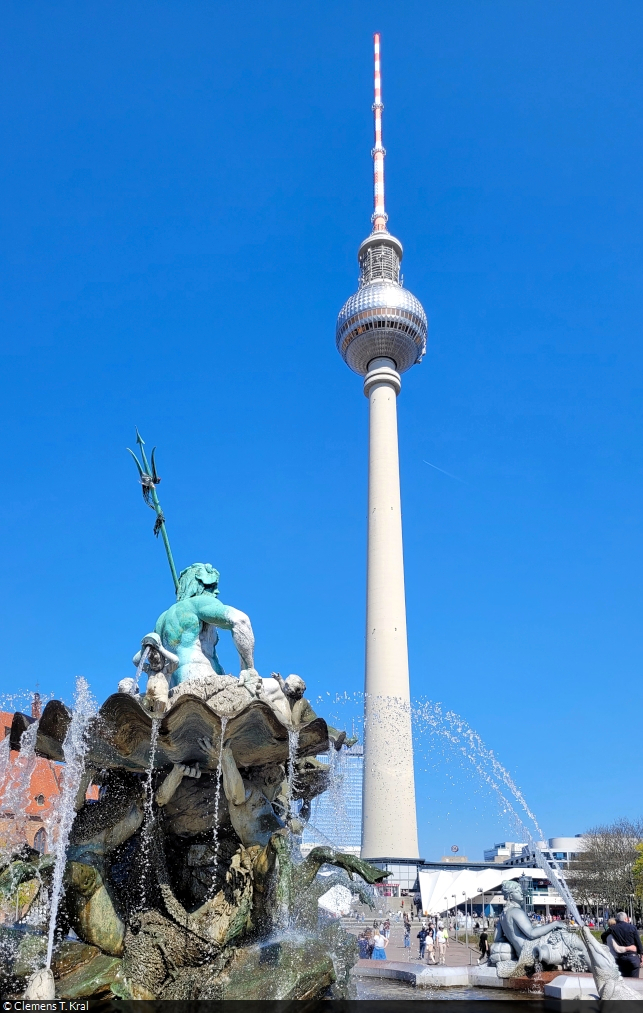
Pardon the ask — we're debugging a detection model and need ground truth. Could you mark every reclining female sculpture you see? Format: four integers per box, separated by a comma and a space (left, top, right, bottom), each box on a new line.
488, 879, 587, 977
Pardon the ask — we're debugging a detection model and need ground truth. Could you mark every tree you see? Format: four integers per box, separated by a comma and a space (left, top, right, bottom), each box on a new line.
633, 842, 643, 906
569, 818, 643, 920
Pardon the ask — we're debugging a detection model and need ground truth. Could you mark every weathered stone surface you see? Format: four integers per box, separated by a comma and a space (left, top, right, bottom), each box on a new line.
468, 964, 508, 987
12, 701, 71, 761
64, 861, 125, 956
54, 953, 122, 999
217, 937, 336, 1001
50, 940, 100, 979
543, 973, 599, 999
506, 970, 562, 993
28, 691, 329, 772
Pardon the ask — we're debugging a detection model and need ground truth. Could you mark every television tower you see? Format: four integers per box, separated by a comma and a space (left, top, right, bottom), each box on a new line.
336, 34, 426, 864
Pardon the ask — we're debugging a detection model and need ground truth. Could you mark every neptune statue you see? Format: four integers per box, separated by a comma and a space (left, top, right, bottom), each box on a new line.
153, 562, 260, 693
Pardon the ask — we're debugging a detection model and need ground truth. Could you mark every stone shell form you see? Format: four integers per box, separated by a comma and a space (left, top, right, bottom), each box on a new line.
336, 280, 427, 376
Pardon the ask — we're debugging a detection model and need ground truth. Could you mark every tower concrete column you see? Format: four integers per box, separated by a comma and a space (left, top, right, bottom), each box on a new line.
361, 358, 419, 861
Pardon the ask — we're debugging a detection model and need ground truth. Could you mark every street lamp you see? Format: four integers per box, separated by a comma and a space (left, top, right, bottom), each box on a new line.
452, 894, 457, 941
443, 896, 448, 931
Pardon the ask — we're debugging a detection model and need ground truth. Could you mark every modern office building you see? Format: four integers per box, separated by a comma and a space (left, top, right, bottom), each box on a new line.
302, 744, 364, 857
485, 836, 587, 869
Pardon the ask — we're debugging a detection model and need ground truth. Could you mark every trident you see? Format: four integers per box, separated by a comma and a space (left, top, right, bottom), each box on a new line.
127, 428, 179, 592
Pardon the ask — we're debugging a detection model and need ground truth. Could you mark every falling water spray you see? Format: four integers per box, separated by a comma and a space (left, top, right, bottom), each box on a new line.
45, 677, 96, 968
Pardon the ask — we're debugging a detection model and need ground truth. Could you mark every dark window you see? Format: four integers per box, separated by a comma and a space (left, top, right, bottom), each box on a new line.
35, 794, 45, 806
34, 828, 47, 854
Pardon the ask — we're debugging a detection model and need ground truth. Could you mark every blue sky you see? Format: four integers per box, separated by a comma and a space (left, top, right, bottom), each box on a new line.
1, 1, 642, 860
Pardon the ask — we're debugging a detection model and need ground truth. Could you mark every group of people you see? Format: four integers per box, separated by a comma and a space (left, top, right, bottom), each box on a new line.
357, 919, 391, 961
357, 917, 450, 964
414, 921, 450, 964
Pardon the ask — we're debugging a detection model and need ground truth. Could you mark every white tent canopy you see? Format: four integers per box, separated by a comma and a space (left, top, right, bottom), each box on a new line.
419, 867, 545, 915
317, 884, 353, 918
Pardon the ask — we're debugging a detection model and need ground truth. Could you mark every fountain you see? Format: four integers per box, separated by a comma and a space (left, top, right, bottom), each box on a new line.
0, 433, 636, 1000
1, 561, 387, 1000
413, 699, 584, 925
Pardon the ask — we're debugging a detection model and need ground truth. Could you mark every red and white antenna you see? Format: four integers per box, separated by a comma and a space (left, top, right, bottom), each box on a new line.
371, 32, 388, 232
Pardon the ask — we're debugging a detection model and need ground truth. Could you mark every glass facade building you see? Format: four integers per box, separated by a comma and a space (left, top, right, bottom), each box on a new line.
302, 744, 363, 856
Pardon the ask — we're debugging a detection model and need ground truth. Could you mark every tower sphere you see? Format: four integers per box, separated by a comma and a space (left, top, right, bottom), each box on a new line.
336, 231, 427, 376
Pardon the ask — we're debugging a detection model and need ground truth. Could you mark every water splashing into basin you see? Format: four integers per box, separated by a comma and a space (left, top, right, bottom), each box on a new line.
413, 699, 584, 924
139, 717, 161, 910
287, 730, 300, 808
133, 645, 151, 693
209, 715, 228, 891
45, 677, 96, 968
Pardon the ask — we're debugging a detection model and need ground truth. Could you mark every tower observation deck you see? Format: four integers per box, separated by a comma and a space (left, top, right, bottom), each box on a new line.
336, 34, 426, 865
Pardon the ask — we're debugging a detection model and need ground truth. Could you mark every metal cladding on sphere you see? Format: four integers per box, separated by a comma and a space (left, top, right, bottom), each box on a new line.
336, 259, 427, 376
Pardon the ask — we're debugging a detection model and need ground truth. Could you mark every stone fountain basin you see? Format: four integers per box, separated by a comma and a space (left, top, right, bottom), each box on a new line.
12, 693, 329, 773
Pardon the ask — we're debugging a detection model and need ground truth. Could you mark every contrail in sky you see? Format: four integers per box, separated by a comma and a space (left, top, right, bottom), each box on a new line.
423, 460, 467, 484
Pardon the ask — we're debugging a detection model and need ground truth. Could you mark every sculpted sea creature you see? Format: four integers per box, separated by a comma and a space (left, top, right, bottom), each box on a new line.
581, 926, 643, 1001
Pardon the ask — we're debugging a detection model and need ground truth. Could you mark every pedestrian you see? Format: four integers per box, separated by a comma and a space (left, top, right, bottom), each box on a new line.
404, 923, 411, 949
602, 912, 643, 978
371, 928, 388, 961
415, 896, 422, 917
383, 919, 391, 940
437, 926, 448, 965
425, 925, 436, 964
357, 932, 370, 959
478, 929, 489, 964
417, 925, 428, 960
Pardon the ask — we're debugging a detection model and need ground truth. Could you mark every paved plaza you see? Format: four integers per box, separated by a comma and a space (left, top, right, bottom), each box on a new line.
343, 915, 480, 967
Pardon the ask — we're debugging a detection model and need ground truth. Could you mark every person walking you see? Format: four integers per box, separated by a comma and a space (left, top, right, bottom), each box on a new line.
602, 912, 643, 978
357, 932, 370, 959
425, 925, 436, 964
417, 925, 428, 960
371, 928, 389, 961
478, 928, 489, 964
437, 926, 448, 965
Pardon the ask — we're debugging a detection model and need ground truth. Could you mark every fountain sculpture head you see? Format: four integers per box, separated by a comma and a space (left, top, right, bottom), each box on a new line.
176, 562, 220, 600
502, 879, 524, 903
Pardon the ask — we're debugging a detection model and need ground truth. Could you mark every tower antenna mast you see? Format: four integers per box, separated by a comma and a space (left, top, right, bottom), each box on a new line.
127, 429, 179, 592
372, 32, 388, 233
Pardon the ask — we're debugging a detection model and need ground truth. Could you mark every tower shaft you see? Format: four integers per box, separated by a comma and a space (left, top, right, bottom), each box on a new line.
361, 359, 419, 860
